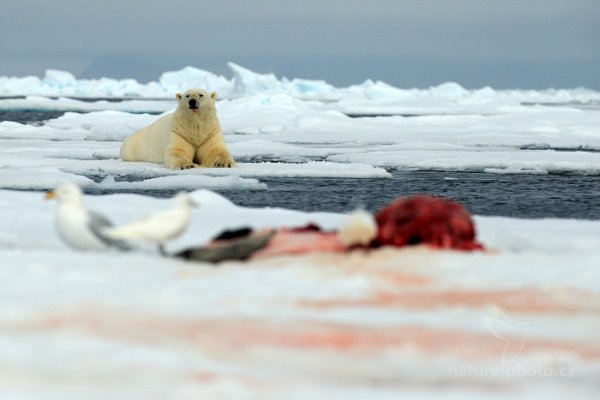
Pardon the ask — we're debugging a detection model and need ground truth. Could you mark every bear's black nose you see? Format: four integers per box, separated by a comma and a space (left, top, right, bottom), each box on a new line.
188, 99, 198, 108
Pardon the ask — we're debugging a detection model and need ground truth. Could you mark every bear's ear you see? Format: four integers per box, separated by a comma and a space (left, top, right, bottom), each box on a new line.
210, 92, 217, 100
176, 93, 182, 101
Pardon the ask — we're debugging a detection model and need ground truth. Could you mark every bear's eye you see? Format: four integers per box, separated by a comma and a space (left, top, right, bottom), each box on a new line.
199, 94, 204, 97
186, 95, 189, 98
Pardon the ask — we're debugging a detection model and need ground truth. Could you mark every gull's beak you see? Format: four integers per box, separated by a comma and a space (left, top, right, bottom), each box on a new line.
45, 190, 56, 201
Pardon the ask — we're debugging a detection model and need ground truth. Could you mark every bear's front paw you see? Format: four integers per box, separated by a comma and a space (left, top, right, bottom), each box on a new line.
212, 156, 235, 168
179, 164, 197, 170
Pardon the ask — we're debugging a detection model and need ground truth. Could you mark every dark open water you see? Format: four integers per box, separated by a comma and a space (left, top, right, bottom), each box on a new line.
1, 110, 66, 125
3, 110, 600, 219
213, 172, 600, 219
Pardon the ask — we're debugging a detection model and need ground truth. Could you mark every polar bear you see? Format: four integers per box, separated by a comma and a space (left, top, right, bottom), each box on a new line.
120, 88, 235, 169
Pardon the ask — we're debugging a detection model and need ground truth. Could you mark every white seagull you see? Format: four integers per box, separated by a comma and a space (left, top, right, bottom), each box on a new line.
45, 183, 132, 251
102, 192, 197, 254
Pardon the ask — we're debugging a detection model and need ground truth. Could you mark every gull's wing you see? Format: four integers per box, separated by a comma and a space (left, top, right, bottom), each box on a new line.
88, 210, 132, 251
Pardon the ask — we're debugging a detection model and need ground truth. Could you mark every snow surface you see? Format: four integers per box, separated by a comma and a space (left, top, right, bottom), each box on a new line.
1, 189, 599, 399
1, 64, 599, 399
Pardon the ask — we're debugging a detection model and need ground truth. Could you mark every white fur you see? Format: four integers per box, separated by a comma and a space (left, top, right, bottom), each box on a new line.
120, 88, 234, 170
338, 210, 377, 247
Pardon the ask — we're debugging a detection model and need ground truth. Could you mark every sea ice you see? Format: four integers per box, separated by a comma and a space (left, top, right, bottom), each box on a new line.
0, 64, 599, 399
1, 62, 599, 104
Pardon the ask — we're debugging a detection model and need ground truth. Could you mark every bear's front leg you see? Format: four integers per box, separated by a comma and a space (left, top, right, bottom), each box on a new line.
165, 142, 197, 170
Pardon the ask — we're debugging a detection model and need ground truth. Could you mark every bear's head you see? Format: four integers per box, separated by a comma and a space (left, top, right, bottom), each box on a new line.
176, 88, 217, 113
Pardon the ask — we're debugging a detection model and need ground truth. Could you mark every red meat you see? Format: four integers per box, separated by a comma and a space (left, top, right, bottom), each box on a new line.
371, 196, 483, 251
